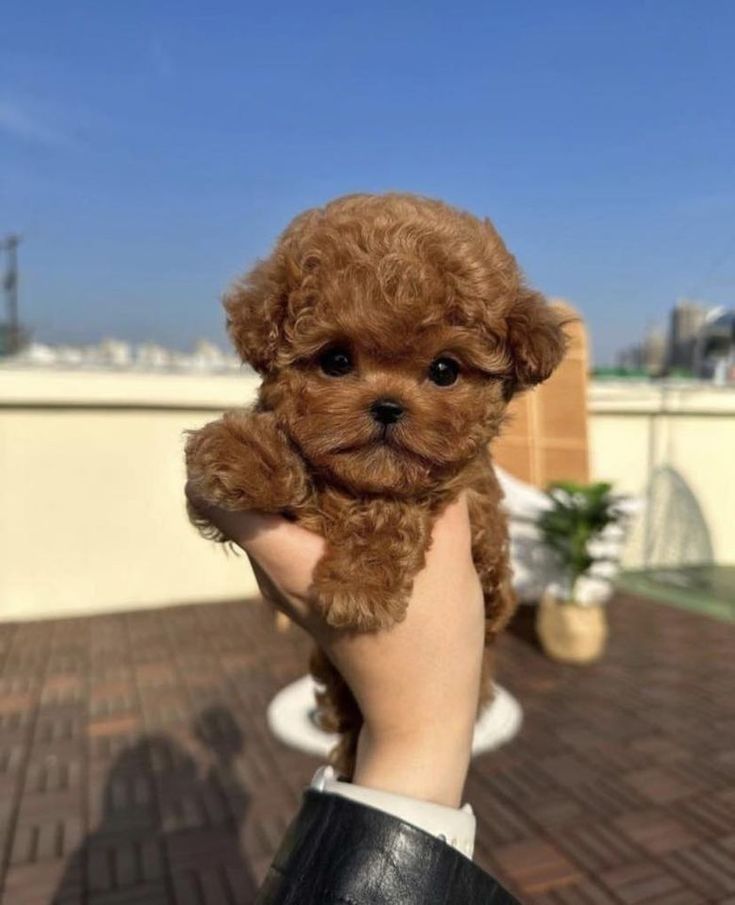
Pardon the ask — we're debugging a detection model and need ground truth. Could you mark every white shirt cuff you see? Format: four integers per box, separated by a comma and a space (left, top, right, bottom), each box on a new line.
310, 765, 476, 859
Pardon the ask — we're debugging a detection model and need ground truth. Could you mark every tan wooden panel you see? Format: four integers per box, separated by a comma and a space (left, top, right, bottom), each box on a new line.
493, 439, 534, 484
537, 364, 588, 440
501, 394, 530, 438
542, 447, 590, 483
492, 299, 589, 488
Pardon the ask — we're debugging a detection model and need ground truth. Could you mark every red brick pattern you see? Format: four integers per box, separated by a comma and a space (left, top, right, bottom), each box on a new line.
0, 594, 733, 904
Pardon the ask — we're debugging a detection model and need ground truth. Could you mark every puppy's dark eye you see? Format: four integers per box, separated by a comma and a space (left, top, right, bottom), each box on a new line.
319, 346, 353, 377
428, 356, 460, 387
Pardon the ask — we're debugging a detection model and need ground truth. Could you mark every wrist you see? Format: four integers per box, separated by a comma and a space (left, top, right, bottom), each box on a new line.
352, 722, 474, 808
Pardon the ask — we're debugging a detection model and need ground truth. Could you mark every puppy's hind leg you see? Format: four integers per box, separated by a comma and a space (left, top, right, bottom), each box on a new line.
466, 467, 517, 638
467, 465, 517, 718
310, 646, 362, 780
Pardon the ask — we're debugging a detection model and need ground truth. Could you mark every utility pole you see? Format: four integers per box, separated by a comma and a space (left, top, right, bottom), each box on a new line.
1, 234, 21, 354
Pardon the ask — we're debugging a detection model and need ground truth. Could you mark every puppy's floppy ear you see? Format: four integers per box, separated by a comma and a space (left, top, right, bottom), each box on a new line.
223, 256, 289, 374
505, 289, 569, 390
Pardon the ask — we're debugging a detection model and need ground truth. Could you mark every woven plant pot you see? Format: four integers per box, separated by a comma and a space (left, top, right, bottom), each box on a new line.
536, 590, 608, 664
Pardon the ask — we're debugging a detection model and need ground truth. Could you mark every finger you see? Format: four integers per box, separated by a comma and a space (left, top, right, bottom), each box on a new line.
248, 557, 309, 627
427, 492, 472, 560
186, 486, 325, 563
236, 513, 325, 581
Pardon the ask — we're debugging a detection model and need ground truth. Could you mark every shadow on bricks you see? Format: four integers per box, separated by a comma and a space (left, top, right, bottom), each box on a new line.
52, 706, 258, 904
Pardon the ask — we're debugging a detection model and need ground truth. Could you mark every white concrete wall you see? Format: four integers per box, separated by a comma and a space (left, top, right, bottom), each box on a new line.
1, 370, 733, 621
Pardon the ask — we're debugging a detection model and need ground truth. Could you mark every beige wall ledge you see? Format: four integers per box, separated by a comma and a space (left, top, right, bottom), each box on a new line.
0, 367, 260, 409
589, 381, 735, 416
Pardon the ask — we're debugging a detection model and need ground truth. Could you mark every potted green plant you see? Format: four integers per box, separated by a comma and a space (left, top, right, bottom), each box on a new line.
535, 480, 624, 664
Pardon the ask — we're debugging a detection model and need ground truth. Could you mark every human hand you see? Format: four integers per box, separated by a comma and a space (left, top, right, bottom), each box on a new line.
185, 485, 485, 808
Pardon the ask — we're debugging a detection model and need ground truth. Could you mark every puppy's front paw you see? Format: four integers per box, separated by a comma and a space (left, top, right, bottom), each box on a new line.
185, 410, 310, 513
185, 420, 243, 508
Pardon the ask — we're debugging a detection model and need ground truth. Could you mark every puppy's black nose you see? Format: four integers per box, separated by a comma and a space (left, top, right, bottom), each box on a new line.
370, 398, 404, 425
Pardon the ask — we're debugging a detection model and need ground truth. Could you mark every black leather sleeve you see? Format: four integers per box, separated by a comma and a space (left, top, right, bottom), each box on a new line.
255, 790, 522, 904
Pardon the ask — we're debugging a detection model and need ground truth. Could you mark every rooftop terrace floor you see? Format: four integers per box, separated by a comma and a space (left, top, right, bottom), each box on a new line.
0, 593, 733, 905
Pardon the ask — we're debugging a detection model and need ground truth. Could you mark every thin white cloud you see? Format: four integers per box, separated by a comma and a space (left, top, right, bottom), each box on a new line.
0, 98, 75, 148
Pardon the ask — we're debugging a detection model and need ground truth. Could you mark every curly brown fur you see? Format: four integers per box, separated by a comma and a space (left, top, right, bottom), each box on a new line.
186, 193, 566, 777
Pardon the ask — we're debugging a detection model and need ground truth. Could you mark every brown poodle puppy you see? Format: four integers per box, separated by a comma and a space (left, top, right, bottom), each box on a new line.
186, 193, 566, 776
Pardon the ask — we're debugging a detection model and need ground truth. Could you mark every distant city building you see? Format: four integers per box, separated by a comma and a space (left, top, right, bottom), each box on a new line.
616, 328, 666, 376
617, 344, 643, 371
642, 329, 666, 376
0, 338, 245, 374
616, 298, 735, 382
98, 338, 133, 367
694, 310, 735, 384
667, 299, 710, 371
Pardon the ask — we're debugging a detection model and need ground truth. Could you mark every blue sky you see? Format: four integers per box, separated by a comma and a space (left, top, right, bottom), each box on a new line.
2, 1, 734, 364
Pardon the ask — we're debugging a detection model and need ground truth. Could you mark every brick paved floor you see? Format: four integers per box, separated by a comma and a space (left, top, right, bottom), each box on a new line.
0, 593, 732, 904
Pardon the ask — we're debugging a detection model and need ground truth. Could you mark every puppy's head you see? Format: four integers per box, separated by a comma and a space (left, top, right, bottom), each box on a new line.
225, 193, 567, 495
